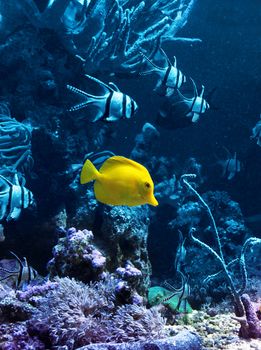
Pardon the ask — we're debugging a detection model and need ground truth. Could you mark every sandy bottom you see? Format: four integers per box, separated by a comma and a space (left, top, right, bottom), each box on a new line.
166, 311, 261, 350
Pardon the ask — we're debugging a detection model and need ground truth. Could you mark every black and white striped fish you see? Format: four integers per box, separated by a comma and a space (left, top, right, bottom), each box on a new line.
67, 74, 138, 122
174, 230, 187, 273
0, 251, 38, 290
0, 174, 34, 222
84, 150, 115, 169
162, 271, 191, 313
140, 48, 186, 97
69, 150, 116, 174
219, 151, 241, 180
175, 78, 210, 123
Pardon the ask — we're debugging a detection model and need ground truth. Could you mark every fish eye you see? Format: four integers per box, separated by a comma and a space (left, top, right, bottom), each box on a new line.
145, 182, 151, 189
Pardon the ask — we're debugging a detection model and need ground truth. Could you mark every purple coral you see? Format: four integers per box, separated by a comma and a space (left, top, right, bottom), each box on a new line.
47, 227, 106, 282
238, 294, 261, 339
29, 277, 166, 349
115, 261, 143, 304
0, 323, 45, 350
116, 261, 142, 281
16, 281, 58, 305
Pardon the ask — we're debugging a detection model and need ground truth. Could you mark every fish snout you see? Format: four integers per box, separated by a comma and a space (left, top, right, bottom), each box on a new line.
149, 195, 158, 207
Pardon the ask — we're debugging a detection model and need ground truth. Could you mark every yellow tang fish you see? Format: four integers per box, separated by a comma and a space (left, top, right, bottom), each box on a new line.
80, 156, 158, 207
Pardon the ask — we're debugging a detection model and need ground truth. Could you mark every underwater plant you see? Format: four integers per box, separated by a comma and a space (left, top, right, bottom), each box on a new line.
181, 173, 261, 339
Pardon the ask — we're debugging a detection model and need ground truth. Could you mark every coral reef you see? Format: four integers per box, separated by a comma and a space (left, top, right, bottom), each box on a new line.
47, 227, 106, 282
0, 0, 259, 348
236, 293, 261, 339
28, 277, 166, 349
0, 295, 35, 323
0, 322, 45, 350
100, 205, 152, 294
180, 174, 261, 336
0, 0, 198, 71
13, 0, 200, 73
16, 280, 58, 306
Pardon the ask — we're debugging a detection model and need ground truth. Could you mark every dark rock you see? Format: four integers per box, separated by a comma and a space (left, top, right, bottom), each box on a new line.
76, 331, 202, 350
0, 296, 35, 322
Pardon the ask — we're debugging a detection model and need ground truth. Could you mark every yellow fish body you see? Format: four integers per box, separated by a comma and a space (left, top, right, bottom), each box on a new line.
80, 156, 158, 207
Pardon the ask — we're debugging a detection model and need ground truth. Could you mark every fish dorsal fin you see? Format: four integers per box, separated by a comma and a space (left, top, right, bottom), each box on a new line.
84, 74, 114, 92
9, 251, 23, 268
13, 173, 20, 186
190, 78, 198, 97
200, 85, 205, 98
0, 174, 13, 187
99, 156, 146, 174
108, 82, 120, 91
67, 84, 102, 100
159, 48, 172, 67
176, 89, 191, 102
222, 146, 231, 158
140, 51, 165, 71
173, 56, 177, 67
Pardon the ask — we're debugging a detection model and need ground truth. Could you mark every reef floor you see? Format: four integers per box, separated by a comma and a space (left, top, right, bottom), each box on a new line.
168, 310, 261, 350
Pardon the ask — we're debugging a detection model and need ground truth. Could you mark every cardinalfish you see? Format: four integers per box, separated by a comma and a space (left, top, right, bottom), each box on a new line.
0, 252, 38, 290
174, 230, 187, 273
175, 78, 210, 123
80, 155, 158, 207
67, 74, 138, 122
140, 48, 186, 97
162, 271, 191, 313
0, 174, 34, 222
218, 148, 241, 180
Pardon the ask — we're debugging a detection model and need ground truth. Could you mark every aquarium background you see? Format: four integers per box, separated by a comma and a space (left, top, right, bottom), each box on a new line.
0, 0, 260, 348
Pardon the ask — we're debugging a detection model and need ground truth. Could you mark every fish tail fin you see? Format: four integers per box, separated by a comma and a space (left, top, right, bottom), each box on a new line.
80, 159, 100, 184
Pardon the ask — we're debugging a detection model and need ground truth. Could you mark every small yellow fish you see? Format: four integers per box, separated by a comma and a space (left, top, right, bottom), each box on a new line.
80, 156, 158, 207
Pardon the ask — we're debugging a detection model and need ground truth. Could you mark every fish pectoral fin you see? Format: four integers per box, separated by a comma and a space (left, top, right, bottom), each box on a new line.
103, 115, 119, 122
92, 110, 107, 122
66, 85, 100, 99
80, 159, 100, 184
192, 113, 200, 123
68, 100, 96, 112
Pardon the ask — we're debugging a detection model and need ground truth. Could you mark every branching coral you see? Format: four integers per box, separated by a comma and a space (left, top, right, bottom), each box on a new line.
181, 174, 261, 338
17, 0, 199, 73
29, 277, 166, 349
